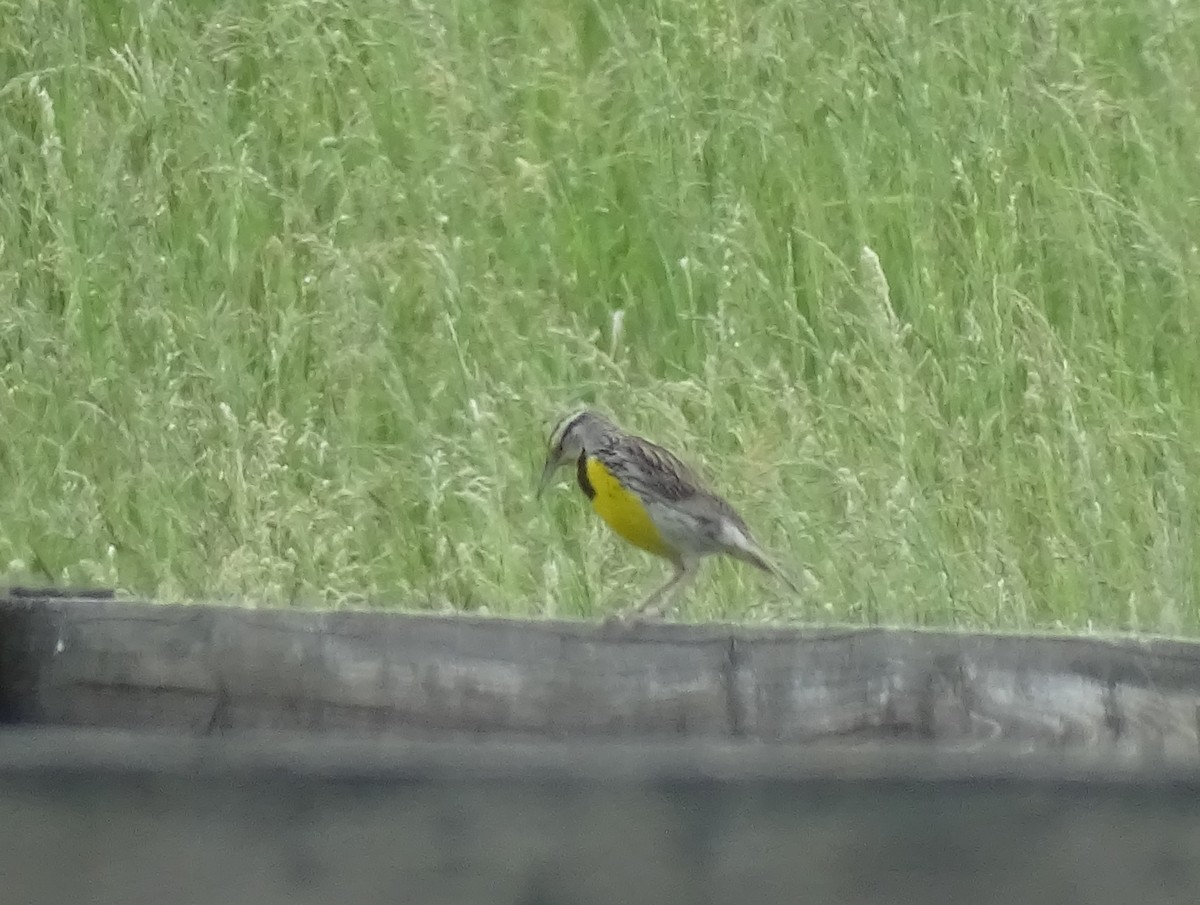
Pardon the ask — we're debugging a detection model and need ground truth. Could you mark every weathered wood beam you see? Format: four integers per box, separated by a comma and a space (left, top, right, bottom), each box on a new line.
3, 591, 1199, 755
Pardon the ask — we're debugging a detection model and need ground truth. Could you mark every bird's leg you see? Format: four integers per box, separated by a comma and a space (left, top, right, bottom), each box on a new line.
616, 558, 699, 623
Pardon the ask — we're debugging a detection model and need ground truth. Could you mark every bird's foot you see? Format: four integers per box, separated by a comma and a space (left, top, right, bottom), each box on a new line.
603, 602, 672, 631
602, 609, 643, 631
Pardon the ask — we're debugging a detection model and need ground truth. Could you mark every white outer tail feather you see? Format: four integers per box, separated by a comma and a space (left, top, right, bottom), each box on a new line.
719, 522, 801, 595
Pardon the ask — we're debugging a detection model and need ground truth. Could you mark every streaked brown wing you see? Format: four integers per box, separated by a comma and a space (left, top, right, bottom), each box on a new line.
605, 433, 739, 513
639, 437, 756, 529
625, 437, 705, 501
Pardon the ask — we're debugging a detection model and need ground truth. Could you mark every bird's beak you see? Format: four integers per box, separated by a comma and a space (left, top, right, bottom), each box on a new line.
536, 458, 556, 500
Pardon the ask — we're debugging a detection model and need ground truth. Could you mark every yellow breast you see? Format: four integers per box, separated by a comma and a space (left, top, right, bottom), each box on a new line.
583, 455, 674, 559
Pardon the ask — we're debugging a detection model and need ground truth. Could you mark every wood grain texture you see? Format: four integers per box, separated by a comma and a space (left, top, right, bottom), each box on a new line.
0, 593, 735, 737
734, 628, 1200, 753
3, 591, 1200, 756
3, 728, 1200, 905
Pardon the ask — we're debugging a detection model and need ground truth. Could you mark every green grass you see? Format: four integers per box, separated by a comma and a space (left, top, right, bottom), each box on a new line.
1, 0, 1198, 632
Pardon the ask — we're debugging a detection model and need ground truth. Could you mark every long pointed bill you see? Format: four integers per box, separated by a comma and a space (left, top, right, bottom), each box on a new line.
536, 459, 557, 499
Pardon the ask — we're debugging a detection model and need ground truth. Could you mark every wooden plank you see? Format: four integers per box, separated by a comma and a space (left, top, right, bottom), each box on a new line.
0, 593, 735, 736
735, 628, 1200, 756
3, 728, 1200, 905
3, 591, 1200, 755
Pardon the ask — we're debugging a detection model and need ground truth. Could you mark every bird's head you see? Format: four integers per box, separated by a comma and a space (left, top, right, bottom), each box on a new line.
537, 409, 612, 498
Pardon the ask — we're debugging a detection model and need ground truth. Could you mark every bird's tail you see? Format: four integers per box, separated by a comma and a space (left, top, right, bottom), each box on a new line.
725, 529, 801, 595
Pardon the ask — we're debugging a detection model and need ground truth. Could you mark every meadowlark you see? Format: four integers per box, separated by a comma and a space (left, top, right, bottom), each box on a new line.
537, 409, 799, 621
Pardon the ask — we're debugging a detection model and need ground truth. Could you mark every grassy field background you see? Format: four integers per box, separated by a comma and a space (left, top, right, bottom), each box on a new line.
1, 0, 1198, 631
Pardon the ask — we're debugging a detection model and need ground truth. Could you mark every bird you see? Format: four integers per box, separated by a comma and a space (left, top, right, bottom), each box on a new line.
537, 409, 799, 621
